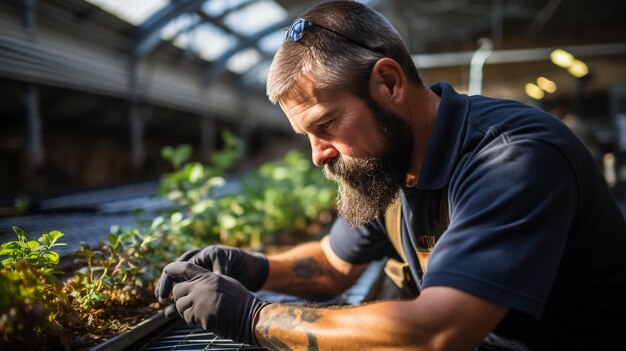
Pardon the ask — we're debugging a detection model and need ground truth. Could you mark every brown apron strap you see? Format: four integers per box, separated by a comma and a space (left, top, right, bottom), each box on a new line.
383, 189, 450, 295
383, 196, 417, 295
384, 197, 405, 261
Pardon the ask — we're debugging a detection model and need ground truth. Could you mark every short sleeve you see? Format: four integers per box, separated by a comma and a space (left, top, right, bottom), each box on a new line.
422, 139, 577, 318
328, 215, 393, 265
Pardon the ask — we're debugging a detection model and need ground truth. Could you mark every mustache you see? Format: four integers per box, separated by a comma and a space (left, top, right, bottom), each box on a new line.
323, 155, 379, 182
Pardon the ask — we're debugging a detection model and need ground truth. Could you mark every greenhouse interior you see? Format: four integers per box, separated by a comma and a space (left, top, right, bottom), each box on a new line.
1, 0, 626, 350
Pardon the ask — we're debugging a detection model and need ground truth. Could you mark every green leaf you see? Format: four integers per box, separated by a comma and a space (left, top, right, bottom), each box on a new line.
140, 235, 158, 248
162, 144, 192, 169
162, 146, 175, 160
48, 230, 64, 244
26, 240, 39, 251
108, 233, 120, 250
207, 176, 226, 188
170, 212, 183, 223
77, 246, 94, 265
40, 233, 50, 247
188, 163, 204, 183
219, 214, 237, 229
0, 242, 20, 254
150, 216, 164, 230
12, 226, 27, 242
43, 251, 60, 265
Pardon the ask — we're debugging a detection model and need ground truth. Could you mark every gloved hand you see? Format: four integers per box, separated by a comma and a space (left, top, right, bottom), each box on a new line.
155, 245, 268, 302
162, 261, 269, 345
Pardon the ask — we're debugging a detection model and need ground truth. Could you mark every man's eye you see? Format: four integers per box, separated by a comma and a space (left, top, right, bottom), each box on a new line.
319, 120, 333, 130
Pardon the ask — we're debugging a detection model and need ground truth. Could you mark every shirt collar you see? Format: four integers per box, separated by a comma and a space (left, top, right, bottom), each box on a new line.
415, 82, 470, 190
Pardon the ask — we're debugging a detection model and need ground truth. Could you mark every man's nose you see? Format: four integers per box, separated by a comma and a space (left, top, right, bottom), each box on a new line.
310, 136, 338, 167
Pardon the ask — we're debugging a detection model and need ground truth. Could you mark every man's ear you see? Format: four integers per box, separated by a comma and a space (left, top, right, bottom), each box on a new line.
368, 58, 406, 106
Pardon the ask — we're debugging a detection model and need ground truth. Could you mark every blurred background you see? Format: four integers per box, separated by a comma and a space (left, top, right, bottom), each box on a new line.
1, 0, 625, 227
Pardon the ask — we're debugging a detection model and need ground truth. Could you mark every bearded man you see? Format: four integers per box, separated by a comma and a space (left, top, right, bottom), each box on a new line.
155, 1, 626, 350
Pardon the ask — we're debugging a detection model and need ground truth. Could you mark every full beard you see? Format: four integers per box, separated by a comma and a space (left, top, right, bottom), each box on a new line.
325, 98, 413, 227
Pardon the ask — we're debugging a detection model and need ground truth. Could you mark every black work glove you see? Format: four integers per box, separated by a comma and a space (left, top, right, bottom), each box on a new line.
163, 261, 269, 345
155, 245, 268, 303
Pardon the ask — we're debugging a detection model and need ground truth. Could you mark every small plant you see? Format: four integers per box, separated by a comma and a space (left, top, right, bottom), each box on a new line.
0, 228, 73, 350
70, 227, 159, 310
0, 263, 67, 349
162, 143, 192, 170
0, 226, 66, 274
158, 133, 242, 246
0, 134, 340, 349
157, 136, 338, 248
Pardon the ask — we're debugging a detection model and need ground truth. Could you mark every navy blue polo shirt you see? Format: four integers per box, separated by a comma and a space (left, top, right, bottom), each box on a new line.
329, 82, 626, 349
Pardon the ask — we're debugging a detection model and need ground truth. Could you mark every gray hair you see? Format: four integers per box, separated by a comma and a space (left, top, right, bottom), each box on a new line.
266, 1, 422, 105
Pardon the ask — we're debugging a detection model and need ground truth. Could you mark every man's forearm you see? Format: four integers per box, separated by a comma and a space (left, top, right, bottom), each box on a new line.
254, 300, 429, 351
254, 287, 508, 351
262, 241, 364, 300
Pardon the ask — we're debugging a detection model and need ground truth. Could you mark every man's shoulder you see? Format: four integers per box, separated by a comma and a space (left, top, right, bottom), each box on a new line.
467, 95, 552, 129
463, 94, 579, 156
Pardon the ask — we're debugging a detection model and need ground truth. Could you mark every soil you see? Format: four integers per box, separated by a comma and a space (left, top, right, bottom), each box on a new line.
71, 298, 161, 350
11, 221, 330, 351
45, 219, 335, 350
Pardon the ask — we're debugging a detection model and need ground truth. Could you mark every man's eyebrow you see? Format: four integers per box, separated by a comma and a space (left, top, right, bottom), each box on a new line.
304, 110, 332, 130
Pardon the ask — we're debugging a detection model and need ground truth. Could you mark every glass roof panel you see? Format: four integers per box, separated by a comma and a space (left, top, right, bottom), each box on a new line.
188, 23, 237, 61
161, 14, 238, 60
226, 48, 262, 74
202, 0, 252, 17
84, 0, 169, 26
84, 0, 287, 82
161, 13, 199, 41
223, 0, 287, 36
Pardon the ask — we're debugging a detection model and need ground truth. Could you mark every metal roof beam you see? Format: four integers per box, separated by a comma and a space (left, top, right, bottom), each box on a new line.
196, 11, 270, 58
133, 0, 206, 59
201, 0, 382, 85
201, 2, 312, 85
213, 0, 258, 21
412, 42, 626, 69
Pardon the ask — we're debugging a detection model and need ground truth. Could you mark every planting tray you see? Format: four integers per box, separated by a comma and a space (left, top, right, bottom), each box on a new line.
91, 260, 384, 351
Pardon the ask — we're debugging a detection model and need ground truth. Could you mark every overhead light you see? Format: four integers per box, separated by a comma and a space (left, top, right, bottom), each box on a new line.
536, 76, 557, 93
568, 59, 589, 78
550, 49, 575, 68
550, 49, 590, 78
525, 83, 545, 100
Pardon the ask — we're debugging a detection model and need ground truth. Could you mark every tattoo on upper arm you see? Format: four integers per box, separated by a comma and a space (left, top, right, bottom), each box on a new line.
258, 304, 321, 351
293, 257, 323, 279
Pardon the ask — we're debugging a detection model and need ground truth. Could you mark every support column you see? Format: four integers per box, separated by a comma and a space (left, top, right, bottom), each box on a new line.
237, 92, 253, 168
129, 100, 144, 172
22, 0, 37, 31
491, 0, 503, 49
200, 117, 215, 163
25, 84, 43, 168
229, 81, 256, 168
128, 60, 144, 173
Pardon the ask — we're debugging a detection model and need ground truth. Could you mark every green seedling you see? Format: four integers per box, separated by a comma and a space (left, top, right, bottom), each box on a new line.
0, 227, 66, 274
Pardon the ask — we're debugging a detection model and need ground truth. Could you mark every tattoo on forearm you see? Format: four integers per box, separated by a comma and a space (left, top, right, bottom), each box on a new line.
306, 331, 319, 351
258, 304, 321, 351
293, 257, 322, 279
301, 310, 320, 323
